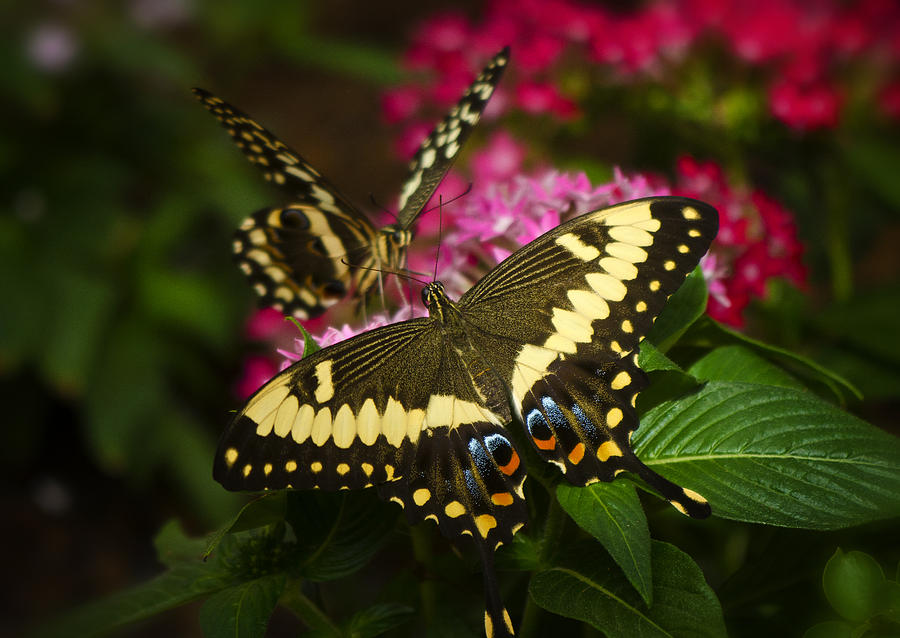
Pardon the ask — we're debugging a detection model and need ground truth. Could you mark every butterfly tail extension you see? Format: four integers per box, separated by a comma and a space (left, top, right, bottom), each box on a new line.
478, 541, 516, 638
630, 456, 711, 519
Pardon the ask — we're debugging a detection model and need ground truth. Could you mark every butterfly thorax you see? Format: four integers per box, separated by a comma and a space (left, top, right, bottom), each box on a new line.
422, 281, 456, 324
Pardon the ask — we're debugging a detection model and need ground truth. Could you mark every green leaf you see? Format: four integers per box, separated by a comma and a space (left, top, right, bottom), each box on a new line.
637, 340, 702, 414
635, 382, 900, 529
647, 267, 709, 353
199, 573, 286, 638
639, 341, 684, 373
530, 540, 726, 637
286, 491, 397, 581
345, 603, 416, 638
684, 317, 860, 403
803, 620, 856, 638
36, 563, 232, 638
556, 482, 653, 605
689, 344, 806, 390
823, 549, 885, 622
205, 493, 288, 559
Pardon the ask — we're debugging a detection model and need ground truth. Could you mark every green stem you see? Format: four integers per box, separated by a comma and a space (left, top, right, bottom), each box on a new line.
279, 578, 341, 636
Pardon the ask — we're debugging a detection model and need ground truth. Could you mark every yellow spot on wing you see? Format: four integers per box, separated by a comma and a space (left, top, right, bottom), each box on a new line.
611, 371, 631, 390
445, 501, 466, 517
682, 206, 701, 220
567, 289, 610, 320
413, 488, 431, 506
586, 272, 627, 301
606, 241, 649, 263
600, 256, 638, 280
475, 514, 498, 538
285, 460, 297, 472
683, 488, 707, 504
555, 232, 600, 261
291, 403, 315, 444
332, 404, 356, 449
314, 360, 334, 403
608, 225, 653, 246
273, 394, 299, 438
407, 408, 425, 442
357, 398, 380, 446
551, 307, 594, 343
245, 383, 290, 425
607, 407, 624, 427
336, 463, 350, 476
602, 201, 652, 226
224, 448, 238, 468
311, 461, 323, 473
597, 440, 623, 461
361, 462, 374, 477
383, 397, 408, 446
311, 407, 332, 446
255, 409, 277, 437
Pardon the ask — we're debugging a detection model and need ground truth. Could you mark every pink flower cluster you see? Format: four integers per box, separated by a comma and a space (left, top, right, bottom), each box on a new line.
384, 0, 900, 134
673, 156, 806, 327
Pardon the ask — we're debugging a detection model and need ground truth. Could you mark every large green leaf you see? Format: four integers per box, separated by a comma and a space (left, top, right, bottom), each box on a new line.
199, 573, 286, 638
556, 482, 653, 605
634, 381, 900, 529
530, 540, 725, 637
684, 317, 860, 403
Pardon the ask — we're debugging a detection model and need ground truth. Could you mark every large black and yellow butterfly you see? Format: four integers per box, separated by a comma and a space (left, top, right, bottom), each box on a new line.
215, 196, 718, 637
193, 48, 509, 319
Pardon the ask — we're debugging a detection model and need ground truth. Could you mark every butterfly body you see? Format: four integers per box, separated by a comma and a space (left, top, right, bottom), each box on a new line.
196, 48, 509, 319
216, 196, 718, 637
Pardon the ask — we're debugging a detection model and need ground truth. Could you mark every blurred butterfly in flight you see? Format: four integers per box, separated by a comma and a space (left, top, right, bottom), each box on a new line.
193, 48, 509, 319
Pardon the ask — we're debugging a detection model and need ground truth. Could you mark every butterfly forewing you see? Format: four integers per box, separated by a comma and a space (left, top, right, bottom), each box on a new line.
396, 47, 509, 226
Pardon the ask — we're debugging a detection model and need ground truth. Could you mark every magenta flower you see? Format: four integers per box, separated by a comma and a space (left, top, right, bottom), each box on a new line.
674, 156, 806, 327
387, 0, 899, 135
768, 80, 843, 131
